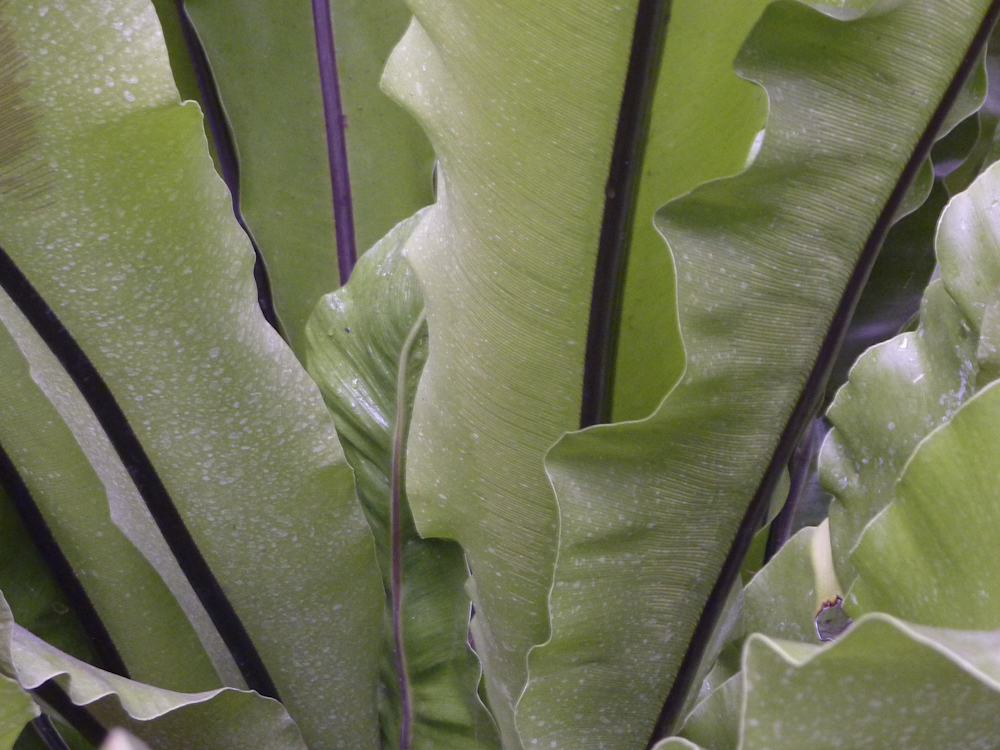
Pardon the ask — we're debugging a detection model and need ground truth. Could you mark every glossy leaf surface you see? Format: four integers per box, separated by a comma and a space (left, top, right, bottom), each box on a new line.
821, 159, 1000, 585
851, 379, 1000, 627
740, 616, 1000, 749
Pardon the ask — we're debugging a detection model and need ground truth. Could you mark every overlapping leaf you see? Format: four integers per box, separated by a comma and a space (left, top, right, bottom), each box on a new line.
381, 2, 643, 744
821, 159, 1000, 585
0, 2, 383, 747
306, 214, 500, 750
0, 592, 307, 750
851, 378, 1000, 626
0, 288, 225, 690
613, 0, 770, 422
674, 153, 1000, 750
519, 1, 998, 748
734, 615, 1000, 749
181, 0, 435, 353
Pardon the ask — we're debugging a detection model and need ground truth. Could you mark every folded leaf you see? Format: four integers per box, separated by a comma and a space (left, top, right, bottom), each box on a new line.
306, 214, 500, 750
518, 0, 999, 747
743, 527, 819, 645
675, 673, 740, 750
181, 0, 435, 353
6, 611, 307, 750
0, 2, 383, 746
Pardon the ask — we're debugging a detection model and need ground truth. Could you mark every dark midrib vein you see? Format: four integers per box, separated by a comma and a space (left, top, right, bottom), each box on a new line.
580, 0, 674, 428
173, 0, 283, 335
0, 440, 128, 677
30, 714, 72, 750
0, 245, 280, 701
647, 2, 1000, 742
763, 416, 822, 562
33, 680, 108, 748
311, 0, 357, 285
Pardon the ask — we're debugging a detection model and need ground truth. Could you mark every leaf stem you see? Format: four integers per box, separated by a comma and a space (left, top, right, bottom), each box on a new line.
391, 310, 425, 750
32, 682, 107, 748
310, 0, 358, 285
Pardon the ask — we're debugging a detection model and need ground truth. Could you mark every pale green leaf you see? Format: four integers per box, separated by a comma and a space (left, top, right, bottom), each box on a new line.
382, 3, 641, 744
0, 2, 383, 746
0, 289, 224, 690
851, 377, 1000, 627
10, 625, 307, 750
0, 679, 36, 750
822, 159, 1000, 587
182, 0, 435, 354
518, 1, 996, 747
305, 214, 500, 750
676, 674, 740, 750
613, 0, 770, 421
741, 615, 1000, 748
744, 528, 819, 644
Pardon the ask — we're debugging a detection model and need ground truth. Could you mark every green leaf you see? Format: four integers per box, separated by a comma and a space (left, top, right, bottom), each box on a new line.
825, 50, 987, 399
1, 594, 307, 750
851, 377, 1000, 627
613, 0, 770, 422
381, 2, 643, 743
675, 674, 740, 750
739, 615, 1000, 748
825, 182, 945, 401
743, 527, 820, 645
0, 679, 35, 750
0, 485, 95, 667
821, 158, 1000, 587
0, 288, 226, 691
0, 2, 383, 746
518, 0, 998, 747
181, 0, 435, 354
148, 0, 202, 107
305, 214, 500, 750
